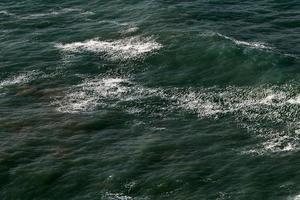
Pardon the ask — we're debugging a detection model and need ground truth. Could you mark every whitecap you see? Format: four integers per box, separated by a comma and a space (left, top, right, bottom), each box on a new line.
172, 86, 300, 154
54, 76, 160, 113
200, 31, 272, 50
55, 36, 162, 61
0, 71, 40, 88
293, 194, 300, 200
123, 26, 139, 34
103, 192, 133, 200
287, 95, 300, 104
55, 77, 129, 113
103, 192, 149, 200
0, 10, 14, 16
98, 20, 129, 26
54, 76, 300, 154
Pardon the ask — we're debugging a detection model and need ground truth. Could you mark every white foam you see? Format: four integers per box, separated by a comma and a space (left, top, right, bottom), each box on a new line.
0, 71, 40, 88
287, 95, 300, 104
176, 92, 222, 117
103, 192, 148, 200
104, 192, 133, 200
55, 77, 300, 154
201, 31, 272, 50
222, 35, 272, 50
123, 27, 139, 34
173, 86, 300, 154
294, 194, 300, 200
55, 77, 129, 113
0, 10, 14, 16
98, 20, 129, 26
55, 77, 161, 113
55, 36, 162, 61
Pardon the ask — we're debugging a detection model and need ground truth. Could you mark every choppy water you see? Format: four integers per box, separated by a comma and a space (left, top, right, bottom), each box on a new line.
1, 0, 300, 199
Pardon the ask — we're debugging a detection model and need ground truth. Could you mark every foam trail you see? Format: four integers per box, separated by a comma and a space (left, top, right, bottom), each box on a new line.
219, 33, 272, 50
0, 10, 13, 16
54, 76, 160, 113
201, 31, 272, 50
54, 76, 300, 154
0, 71, 40, 88
55, 36, 162, 60
98, 20, 129, 26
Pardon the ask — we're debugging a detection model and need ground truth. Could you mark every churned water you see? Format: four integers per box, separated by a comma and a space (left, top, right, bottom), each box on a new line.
1, 0, 300, 199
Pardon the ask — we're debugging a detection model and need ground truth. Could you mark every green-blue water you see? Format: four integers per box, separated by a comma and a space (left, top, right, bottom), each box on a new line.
1, 1, 300, 199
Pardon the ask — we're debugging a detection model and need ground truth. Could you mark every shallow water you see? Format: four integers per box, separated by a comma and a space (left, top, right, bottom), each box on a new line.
1, 0, 300, 199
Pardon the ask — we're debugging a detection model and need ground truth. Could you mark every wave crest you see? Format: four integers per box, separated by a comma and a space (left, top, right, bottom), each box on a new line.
55, 36, 162, 61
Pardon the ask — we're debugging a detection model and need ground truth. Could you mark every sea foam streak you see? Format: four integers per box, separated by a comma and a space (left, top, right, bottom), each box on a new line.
173, 86, 300, 154
0, 10, 14, 16
55, 36, 162, 60
54, 77, 159, 113
55, 75, 300, 154
201, 31, 272, 50
0, 71, 40, 88
103, 192, 148, 200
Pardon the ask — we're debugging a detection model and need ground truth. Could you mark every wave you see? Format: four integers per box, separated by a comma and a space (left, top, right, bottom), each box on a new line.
174, 86, 300, 154
103, 192, 148, 200
55, 36, 162, 61
0, 71, 40, 88
54, 77, 159, 113
123, 26, 139, 34
54, 75, 300, 154
200, 31, 272, 50
22, 8, 93, 19
293, 194, 300, 200
0, 10, 14, 16
98, 20, 129, 26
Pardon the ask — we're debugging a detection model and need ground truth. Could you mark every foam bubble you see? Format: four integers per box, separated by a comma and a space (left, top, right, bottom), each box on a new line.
103, 192, 133, 200
54, 77, 160, 113
55, 36, 162, 61
287, 95, 300, 104
55, 77, 128, 113
171, 86, 300, 153
54, 76, 300, 154
0, 71, 40, 88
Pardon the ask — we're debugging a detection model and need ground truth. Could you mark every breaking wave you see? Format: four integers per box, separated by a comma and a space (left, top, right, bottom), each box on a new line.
103, 192, 148, 200
174, 86, 300, 154
200, 31, 273, 50
54, 75, 300, 154
55, 36, 162, 61
54, 77, 159, 113
0, 71, 41, 88
0, 10, 14, 16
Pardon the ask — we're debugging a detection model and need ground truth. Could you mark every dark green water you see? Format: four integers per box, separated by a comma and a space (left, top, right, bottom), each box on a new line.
1, 0, 300, 199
